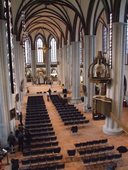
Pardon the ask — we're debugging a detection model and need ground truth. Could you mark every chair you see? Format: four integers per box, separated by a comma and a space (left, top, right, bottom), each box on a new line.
100, 138, 108, 144
79, 150, 86, 155
114, 154, 122, 159
91, 157, 99, 164
86, 149, 93, 155
117, 146, 127, 153
55, 155, 63, 161
56, 163, 65, 169
46, 156, 54, 162
67, 149, 76, 161
71, 126, 78, 133
83, 158, 92, 165
54, 147, 61, 153
105, 163, 117, 170
106, 155, 114, 161
99, 155, 106, 163
67, 149, 76, 156
75, 143, 79, 147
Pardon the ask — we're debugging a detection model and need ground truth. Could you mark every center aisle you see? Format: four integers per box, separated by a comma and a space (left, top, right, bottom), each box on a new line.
43, 94, 84, 170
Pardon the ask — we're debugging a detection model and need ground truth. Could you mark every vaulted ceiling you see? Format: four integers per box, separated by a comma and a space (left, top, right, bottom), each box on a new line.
10, 0, 127, 47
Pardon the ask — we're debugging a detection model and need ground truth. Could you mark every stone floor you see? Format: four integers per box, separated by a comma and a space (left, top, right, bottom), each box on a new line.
2, 82, 128, 170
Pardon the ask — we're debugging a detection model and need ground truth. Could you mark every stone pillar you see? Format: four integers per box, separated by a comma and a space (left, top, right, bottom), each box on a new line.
17, 44, 25, 108
69, 44, 73, 89
15, 41, 23, 112
45, 50, 51, 78
13, 37, 22, 112
66, 45, 71, 90
71, 41, 80, 103
103, 22, 125, 135
83, 35, 95, 112
31, 49, 36, 78
13, 37, 20, 94
64, 45, 68, 89
0, 19, 10, 145
61, 45, 67, 85
19, 44, 25, 82
57, 48, 62, 84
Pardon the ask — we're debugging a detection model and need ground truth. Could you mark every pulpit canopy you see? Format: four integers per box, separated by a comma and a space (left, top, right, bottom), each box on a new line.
88, 51, 111, 84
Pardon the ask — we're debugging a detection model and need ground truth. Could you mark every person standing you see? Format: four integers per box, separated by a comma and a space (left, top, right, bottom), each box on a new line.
17, 131, 24, 152
46, 91, 50, 101
48, 88, 52, 96
19, 112, 23, 125
7, 132, 16, 153
11, 159, 19, 170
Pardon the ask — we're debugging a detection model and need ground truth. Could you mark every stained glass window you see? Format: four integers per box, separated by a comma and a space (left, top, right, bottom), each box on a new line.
25, 39, 31, 64
109, 13, 112, 68
4, 0, 15, 93
36, 38, 43, 63
125, 18, 128, 65
50, 38, 57, 63
102, 25, 107, 54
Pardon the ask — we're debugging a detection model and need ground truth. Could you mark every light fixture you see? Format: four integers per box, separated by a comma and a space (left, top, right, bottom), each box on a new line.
38, 45, 49, 53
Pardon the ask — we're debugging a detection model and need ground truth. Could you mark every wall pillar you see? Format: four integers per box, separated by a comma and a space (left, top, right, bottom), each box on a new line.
0, 19, 10, 145
57, 48, 62, 84
66, 45, 71, 90
64, 45, 68, 89
69, 44, 73, 90
103, 22, 125, 135
71, 41, 80, 103
45, 50, 51, 78
83, 35, 95, 112
31, 49, 36, 78
61, 45, 67, 85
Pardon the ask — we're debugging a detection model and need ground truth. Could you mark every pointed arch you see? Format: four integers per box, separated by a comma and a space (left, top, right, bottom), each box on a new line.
25, 37, 31, 65
35, 34, 45, 63
49, 36, 57, 63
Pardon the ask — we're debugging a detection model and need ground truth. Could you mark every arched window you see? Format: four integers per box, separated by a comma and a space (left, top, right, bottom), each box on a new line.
102, 25, 107, 54
25, 39, 31, 64
4, 0, 16, 93
50, 38, 57, 62
80, 31, 83, 64
80, 42, 83, 64
125, 18, 128, 65
36, 38, 43, 63
109, 13, 112, 68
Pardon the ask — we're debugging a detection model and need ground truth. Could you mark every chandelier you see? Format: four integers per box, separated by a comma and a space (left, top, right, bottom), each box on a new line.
38, 45, 49, 53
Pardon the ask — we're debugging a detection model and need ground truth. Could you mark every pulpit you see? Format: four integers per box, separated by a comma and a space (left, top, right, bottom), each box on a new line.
93, 95, 112, 117
88, 51, 112, 120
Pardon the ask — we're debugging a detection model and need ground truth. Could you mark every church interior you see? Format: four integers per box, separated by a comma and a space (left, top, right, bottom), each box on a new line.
0, 0, 128, 170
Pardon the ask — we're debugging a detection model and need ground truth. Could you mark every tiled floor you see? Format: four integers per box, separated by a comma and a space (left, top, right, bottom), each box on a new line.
2, 83, 128, 170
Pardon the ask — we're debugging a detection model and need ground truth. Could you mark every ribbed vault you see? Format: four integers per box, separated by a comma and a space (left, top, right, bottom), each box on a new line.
12, 0, 128, 45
